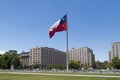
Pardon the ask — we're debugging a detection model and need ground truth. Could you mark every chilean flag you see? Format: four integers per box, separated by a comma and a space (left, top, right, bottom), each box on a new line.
49, 15, 67, 38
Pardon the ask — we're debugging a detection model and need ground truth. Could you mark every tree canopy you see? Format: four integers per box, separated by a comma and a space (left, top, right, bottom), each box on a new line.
0, 52, 22, 69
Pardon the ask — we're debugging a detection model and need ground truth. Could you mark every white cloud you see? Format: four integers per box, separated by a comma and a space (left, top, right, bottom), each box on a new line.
0, 51, 5, 54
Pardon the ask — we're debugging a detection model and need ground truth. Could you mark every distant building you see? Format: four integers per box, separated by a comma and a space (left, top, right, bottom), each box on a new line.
109, 51, 112, 63
29, 47, 66, 68
19, 51, 30, 67
8, 50, 17, 54
69, 47, 95, 67
109, 42, 120, 63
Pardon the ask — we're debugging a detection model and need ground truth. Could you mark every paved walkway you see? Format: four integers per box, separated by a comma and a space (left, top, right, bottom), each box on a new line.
0, 72, 120, 78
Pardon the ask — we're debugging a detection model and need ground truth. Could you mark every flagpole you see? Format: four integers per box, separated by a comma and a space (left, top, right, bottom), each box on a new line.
66, 14, 69, 71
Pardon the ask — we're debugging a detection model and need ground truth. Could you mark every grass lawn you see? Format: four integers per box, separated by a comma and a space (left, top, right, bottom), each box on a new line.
0, 73, 120, 80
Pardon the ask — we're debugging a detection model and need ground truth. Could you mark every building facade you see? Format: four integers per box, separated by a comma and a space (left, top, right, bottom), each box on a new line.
109, 42, 120, 63
29, 47, 66, 68
69, 47, 95, 67
19, 51, 30, 67
8, 50, 17, 54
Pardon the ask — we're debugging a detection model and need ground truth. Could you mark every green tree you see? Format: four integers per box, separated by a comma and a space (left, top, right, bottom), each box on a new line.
3, 52, 13, 69
103, 61, 109, 69
0, 54, 2, 68
11, 55, 22, 69
76, 61, 80, 69
69, 60, 75, 69
0, 54, 7, 69
48, 64, 66, 70
69, 60, 80, 69
0, 52, 22, 69
0, 53, 7, 69
112, 57, 120, 69
22, 64, 29, 69
48, 64, 53, 70
33, 64, 41, 69
55, 64, 66, 69
93, 61, 102, 69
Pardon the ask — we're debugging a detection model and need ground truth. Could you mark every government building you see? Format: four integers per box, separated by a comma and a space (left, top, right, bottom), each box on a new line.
29, 47, 66, 68
109, 42, 120, 63
69, 47, 95, 67
19, 51, 30, 67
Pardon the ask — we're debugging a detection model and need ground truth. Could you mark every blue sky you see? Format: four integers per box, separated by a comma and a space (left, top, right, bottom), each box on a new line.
0, 0, 120, 62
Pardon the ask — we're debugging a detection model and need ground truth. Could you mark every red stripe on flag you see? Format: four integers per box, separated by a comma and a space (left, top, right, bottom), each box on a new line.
49, 15, 67, 38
